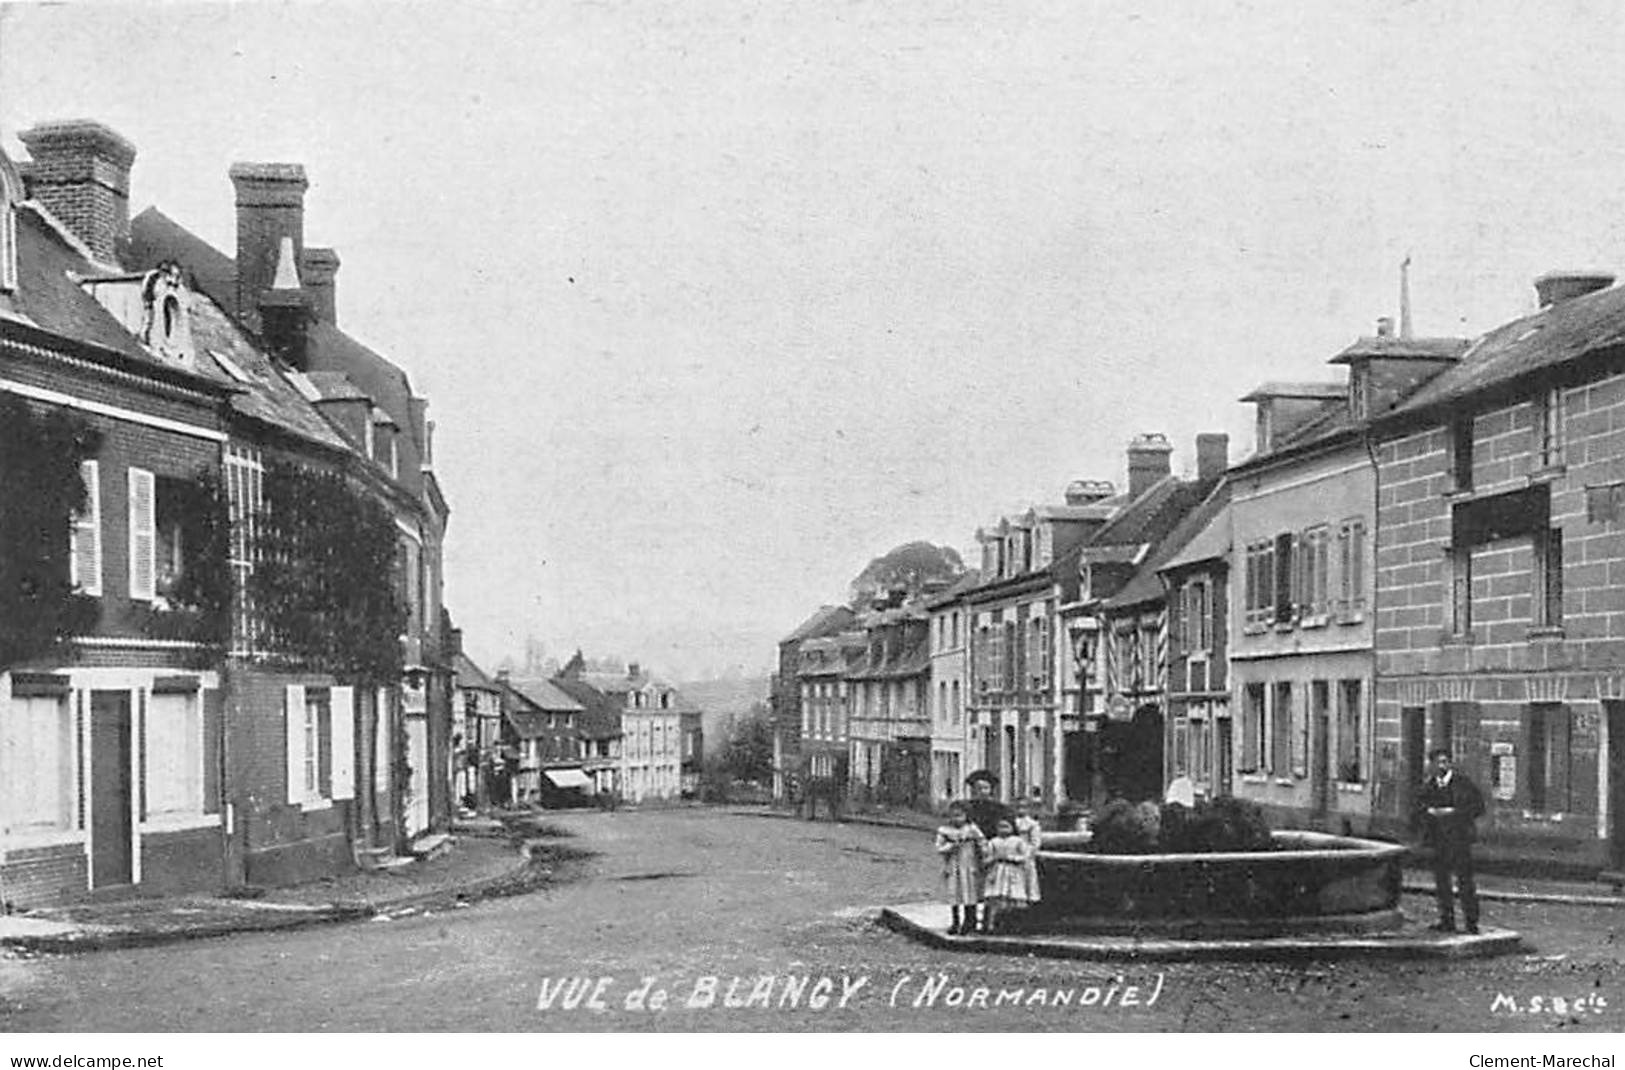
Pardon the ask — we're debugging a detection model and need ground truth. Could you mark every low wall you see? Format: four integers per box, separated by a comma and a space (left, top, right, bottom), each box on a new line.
1026, 830, 1406, 937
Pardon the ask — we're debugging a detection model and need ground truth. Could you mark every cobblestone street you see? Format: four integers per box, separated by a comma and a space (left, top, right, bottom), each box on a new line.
2, 809, 1623, 1032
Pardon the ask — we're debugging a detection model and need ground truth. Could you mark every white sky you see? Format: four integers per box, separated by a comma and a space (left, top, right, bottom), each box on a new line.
5, 0, 1625, 679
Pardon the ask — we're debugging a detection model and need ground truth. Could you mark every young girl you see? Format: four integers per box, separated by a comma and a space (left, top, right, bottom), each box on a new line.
935, 801, 985, 935
982, 817, 1032, 933
1013, 796, 1043, 906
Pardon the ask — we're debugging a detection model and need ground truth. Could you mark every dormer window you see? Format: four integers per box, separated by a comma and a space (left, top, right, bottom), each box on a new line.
139, 262, 194, 367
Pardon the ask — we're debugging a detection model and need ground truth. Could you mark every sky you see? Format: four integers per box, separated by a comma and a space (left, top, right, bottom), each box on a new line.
5, 0, 1625, 680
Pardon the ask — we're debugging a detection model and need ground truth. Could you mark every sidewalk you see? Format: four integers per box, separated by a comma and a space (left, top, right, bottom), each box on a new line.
0, 817, 592, 954
723, 803, 1625, 908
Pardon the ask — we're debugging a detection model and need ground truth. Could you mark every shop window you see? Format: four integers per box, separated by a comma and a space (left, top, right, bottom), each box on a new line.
145, 690, 202, 819
3, 694, 74, 834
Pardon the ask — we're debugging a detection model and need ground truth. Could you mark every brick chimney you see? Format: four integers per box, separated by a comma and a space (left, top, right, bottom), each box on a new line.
1196, 432, 1229, 484
229, 162, 307, 327
1126, 433, 1173, 500
300, 246, 340, 324
18, 120, 137, 265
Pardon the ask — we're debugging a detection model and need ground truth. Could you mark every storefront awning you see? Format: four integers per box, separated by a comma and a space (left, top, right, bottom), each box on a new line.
541, 768, 593, 791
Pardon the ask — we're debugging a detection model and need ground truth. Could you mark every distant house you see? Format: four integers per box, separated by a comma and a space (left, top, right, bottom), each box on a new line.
554, 656, 688, 803
498, 674, 585, 805
450, 643, 503, 811
771, 605, 856, 801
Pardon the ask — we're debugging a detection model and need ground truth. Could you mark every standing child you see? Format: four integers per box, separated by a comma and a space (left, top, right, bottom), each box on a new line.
935, 801, 985, 935
1013, 796, 1043, 907
982, 817, 1032, 933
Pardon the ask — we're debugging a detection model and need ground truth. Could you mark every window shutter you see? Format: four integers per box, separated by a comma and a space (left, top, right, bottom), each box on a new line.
128, 468, 156, 601
71, 460, 102, 595
329, 686, 355, 796
285, 684, 306, 805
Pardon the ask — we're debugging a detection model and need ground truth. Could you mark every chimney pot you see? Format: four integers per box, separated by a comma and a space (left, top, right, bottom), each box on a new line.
18, 120, 137, 265
1376, 316, 1394, 337
1534, 271, 1615, 308
300, 247, 341, 325
1064, 479, 1116, 506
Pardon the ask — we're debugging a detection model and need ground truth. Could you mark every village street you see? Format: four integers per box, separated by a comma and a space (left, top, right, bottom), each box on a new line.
1, 809, 1623, 1033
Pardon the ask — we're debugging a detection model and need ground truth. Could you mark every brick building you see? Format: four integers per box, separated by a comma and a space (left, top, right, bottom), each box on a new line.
127, 151, 454, 858
771, 605, 854, 800
1369, 272, 1625, 871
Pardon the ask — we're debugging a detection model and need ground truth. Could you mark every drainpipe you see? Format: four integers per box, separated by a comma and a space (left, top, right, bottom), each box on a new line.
1363, 427, 1382, 839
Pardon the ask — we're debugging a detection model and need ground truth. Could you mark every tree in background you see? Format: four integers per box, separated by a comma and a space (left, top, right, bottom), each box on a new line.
847, 540, 965, 608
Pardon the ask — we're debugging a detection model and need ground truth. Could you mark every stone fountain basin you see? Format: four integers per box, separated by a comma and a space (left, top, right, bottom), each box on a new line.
1026, 830, 1407, 937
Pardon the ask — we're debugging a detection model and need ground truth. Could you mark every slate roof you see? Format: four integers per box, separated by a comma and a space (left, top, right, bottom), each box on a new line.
1383, 283, 1625, 420
1158, 492, 1233, 574
1328, 335, 1470, 365
1083, 474, 1208, 552
504, 711, 555, 740
305, 370, 371, 402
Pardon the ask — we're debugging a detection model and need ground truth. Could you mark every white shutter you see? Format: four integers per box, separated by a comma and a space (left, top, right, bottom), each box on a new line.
330, 686, 355, 800
128, 468, 156, 601
71, 460, 102, 595
285, 684, 306, 805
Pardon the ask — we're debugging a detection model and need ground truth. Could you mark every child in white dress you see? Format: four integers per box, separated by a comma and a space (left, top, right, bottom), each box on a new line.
1013, 796, 1043, 905
935, 801, 985, 935
982, 817, 1032, 933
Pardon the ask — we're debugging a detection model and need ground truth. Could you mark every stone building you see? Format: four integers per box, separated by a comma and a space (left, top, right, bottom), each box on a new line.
771, 605, 855, 801
1368, 272, 1625, 872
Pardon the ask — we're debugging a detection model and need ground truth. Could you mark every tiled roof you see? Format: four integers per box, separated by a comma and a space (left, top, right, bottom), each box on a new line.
509, 678, 584, 713
548, 676, 624, 740
782, 604, 857, 643
1385, 284, 1625, 419
188, 296, 353, 451
1086, 474, 1206, 550
451, 652, 500, 691
1157, 492, 1232, 574
305, 370, 371, 402
127, 205, 431, 487
1238, 381, 1346, 402
12, 208, 152, 361
1104, 480, 1229, 610
1328, 335, 1470, 364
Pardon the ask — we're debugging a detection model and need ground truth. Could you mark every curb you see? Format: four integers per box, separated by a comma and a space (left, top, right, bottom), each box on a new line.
0, 840, 582, 955
879, 903, 1525, 962
1399, 880, 1624, 909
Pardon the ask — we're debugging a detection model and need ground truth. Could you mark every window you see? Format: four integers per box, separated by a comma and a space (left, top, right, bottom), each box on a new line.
284, 685, 339, 805
1244, 540, 1277, 628
1452, 418, 1474, 491
1336, 679, 1364, 783
1527, 703, 1571, 813
145, 691, 202, 819
4, 694, 74, 834
1242, 683, 1265, 772
1274, 533, 1296, 624
1272, 682, 1294, 775
225, 445, 264, 651
951, 680, 960, 724
1536, 528, 1564, 629
70, 460, 102, 596
1185, 579, 1211, 652
951, 612, 960, 648
1299, 527, 1330, 619
938, 681, 947, 723
1337, 518, 1366, 615
1029, 615, 1046, 692
1538, 388, 1564, 468
1449, 548, 1472, 636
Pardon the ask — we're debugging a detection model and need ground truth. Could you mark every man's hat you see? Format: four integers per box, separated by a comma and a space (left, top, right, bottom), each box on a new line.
965, 769, 999, 787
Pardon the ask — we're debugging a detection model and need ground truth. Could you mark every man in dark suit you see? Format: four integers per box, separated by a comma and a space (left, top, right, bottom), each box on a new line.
1412, 748, 1486, 934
